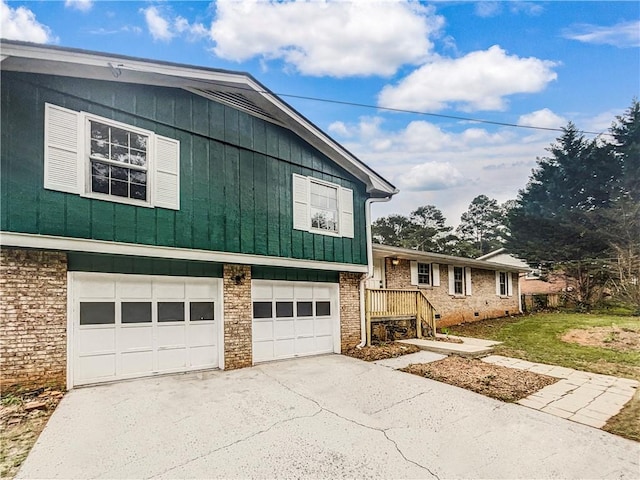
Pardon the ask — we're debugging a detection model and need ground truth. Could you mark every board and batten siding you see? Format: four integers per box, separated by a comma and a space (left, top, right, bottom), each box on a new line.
1, 72, 367, 265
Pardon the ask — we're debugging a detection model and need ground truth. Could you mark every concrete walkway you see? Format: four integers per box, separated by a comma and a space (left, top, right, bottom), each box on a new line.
399, 334, 501, 357
483, 355, 639, 428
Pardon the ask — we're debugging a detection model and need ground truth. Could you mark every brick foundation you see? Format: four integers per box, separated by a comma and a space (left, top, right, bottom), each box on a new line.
223, 264, 252, 369
339, 272, 363, 351
384, 258, 519, 328
0, 248, 68, 392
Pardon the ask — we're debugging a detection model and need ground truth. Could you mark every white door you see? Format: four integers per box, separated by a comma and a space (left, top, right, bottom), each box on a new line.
252, 280, 340, 363
70, 272, 222, 387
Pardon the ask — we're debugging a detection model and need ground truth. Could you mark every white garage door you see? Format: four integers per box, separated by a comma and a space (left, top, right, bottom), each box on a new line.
70, 272, 222, 387
252, 280, 340, 363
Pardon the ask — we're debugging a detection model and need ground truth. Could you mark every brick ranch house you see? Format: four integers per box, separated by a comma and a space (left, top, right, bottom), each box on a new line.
367, 244, 526, 333
0, 40, 398, 392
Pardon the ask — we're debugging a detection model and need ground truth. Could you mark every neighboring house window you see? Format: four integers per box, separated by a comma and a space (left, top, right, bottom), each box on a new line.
410, 261, 440, 287
44, 103, 180, 210
448, 265, 472, 296
292, 173, 354, 238
496, 271, 513, 297
454, 267, 464, 295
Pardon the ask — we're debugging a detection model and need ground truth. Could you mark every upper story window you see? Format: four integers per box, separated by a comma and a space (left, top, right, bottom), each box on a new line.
496, 271, 513, 297
292, 173, 354, 238
310, 181, 338, 233
89, 120, 149, 202
43, 103, 180, 210
448, 265, 472, 296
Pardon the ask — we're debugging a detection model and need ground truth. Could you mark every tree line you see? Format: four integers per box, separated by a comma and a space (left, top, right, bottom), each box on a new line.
373, 99, 640, 312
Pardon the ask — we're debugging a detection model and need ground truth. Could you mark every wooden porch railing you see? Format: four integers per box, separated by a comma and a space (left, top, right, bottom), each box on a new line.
365, 289, 437, 346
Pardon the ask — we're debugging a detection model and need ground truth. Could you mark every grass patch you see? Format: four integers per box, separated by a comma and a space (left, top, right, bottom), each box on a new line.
449, 313, 640, 442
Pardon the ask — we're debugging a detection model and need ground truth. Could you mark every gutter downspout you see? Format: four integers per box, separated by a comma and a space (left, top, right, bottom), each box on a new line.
358, 195, 393, 348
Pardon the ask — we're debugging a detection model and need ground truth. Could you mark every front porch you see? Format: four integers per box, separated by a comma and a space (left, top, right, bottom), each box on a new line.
364, 288, 437, 346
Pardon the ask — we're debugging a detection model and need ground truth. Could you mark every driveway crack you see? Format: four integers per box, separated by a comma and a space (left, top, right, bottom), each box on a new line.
260, 369, 440, 479
369, 391, 428, 415
145, 408, 322, 479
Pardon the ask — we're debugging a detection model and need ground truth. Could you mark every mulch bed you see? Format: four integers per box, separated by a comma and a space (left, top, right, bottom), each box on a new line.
343, 342, 421, 362
401, 356, 558, 402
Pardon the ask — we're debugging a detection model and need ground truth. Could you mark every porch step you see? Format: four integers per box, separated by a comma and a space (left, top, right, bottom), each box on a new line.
398, 334, 501, 358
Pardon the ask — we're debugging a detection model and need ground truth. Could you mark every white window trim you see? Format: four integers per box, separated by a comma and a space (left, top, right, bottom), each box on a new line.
81, 112, 155, 208
410, 261, 440, 288
496, 271, 513, 297
448, 265, 472, 297
44, 103, 180, 210
292, 173, 354, 239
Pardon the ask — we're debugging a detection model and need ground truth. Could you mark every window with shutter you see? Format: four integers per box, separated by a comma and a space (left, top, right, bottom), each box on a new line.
43, 103, 180, 210
292, 174, 354, 238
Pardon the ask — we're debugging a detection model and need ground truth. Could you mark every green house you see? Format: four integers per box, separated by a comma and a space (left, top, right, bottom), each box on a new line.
0, 40, 397, 391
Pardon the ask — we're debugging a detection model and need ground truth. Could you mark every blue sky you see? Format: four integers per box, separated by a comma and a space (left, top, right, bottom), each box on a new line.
2, 0, 639, 225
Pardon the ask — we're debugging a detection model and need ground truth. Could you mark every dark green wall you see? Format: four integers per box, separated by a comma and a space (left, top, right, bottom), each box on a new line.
1, 72, 368, 265
252, 266, 338, 283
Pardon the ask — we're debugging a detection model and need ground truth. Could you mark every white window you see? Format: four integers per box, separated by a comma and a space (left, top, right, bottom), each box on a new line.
44, 103, 180, 210
448, 265, 472, 296
292, 174, 354, 238
410, 261, 440, 287
495, 271, 513, 297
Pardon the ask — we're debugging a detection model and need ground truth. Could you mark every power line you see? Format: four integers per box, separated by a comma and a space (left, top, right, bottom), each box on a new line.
273, 91, 613, 137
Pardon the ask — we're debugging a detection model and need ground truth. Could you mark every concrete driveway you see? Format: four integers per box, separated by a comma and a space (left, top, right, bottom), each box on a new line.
18, 355, 639, 479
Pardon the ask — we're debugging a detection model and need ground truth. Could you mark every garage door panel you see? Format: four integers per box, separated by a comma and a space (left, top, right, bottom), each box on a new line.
315, 335, 334, 352
295, 337, 315, 354
157, 325, 186, 348
158, 348, 187, 371
153, 281, 186, 299
119, 326, 153, 351
117, 280, 152, 299
77, 354, 116, 381
294, 284, 313, 298
252, 284, 273, 300
76, 278, 115, 298
185, 281, 217, 299
275, 339, 295, 358
253, 341, 273, 363
315, 317, 334, 336
188, 322, 216, 347
120, 351, 154, 375
274, 284, 294, 298
77, 328, 115, 355
274, 319, 295, 337
296, 318, 314, 336
313, 285, 332, 299
252, 320, 273, 341
190, 345, 218, 368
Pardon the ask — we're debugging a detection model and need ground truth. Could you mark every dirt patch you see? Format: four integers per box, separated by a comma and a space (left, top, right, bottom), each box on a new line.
434, 336, 464, 344
561, 326, 640, 352
343, 342, 421, 362
401, 356, 558, 402
1, 388, 63, 479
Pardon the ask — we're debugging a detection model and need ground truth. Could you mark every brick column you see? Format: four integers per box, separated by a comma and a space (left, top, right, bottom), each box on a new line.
223, 264, 252, 369
339, 272, 364, 351
0, 248, 68, 392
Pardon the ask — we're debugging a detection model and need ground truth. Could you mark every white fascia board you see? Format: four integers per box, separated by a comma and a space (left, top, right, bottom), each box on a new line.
0, 232, 368, 273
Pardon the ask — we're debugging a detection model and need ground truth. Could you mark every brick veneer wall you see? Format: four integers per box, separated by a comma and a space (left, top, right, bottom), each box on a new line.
0, 248, 68, 392
223, 264, 253, 369
339, 272, 363, 351
383, 258, 519, 328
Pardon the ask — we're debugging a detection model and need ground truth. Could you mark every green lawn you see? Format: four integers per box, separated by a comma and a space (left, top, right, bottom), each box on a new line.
448, 313, 640, 442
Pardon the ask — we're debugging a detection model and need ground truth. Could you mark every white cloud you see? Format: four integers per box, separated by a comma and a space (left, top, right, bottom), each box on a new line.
475, 2, 502, 18
475, 1, 542, 18
141, 6, 207, 42
563, 20, 640, 48
209, 0, 443, 77
0, 1, 55, 43
378, 45, 558, 112
518, 108, 566, 129
65, 0, 92, 12
396, 162, 465, 191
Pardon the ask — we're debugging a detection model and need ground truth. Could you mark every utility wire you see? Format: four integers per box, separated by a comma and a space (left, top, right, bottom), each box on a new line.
273, 91, 613, 137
